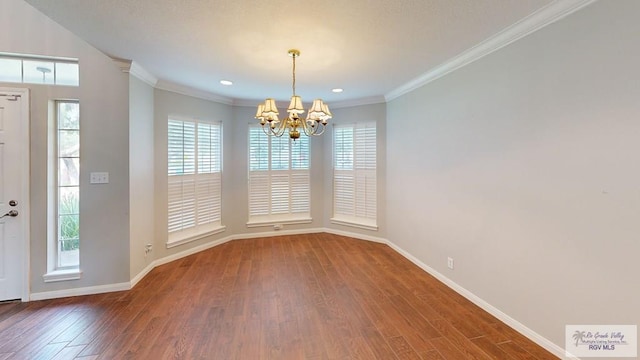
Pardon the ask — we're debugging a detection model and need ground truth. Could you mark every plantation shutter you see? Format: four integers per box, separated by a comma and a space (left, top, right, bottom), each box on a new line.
248, 126, 310, 223
290, 135, 310, 215
168, 118, 222, 239
354, 123, 376, 220
333, 123, 377, 228
333, 127, 354, 216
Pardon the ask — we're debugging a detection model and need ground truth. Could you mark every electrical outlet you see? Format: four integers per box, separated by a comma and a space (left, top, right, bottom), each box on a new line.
144, 244, 153, 257
447, 257, 454, 270
90, 172, 109, 184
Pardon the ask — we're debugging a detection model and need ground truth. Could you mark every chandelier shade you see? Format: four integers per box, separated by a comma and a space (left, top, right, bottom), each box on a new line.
255, 49, 331, 139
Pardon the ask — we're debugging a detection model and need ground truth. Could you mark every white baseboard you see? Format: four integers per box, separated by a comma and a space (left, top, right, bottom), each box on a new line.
30, 282, 130, 301
323, 227, 387, 244
233, 227, 325, 240
128, 228, 324, 289
130, 262, 156, 289
154, 235, 235, 268
385, 240, 566, 359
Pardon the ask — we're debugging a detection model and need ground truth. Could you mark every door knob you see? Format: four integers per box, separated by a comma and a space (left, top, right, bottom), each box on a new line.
1, 210, 18, 219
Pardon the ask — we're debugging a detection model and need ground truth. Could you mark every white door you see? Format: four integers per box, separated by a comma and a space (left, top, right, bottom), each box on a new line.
0, 88, 29, 302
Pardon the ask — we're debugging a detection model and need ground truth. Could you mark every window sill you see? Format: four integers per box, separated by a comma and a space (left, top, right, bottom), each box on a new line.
43, 268, 82, 283
330, 217, 378, 231
167, 225, 226, 249
246, 216, 312, 228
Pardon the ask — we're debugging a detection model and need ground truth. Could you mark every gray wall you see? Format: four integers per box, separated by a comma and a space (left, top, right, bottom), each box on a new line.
386, 0, 640, 349
129, 76, 155, 278
1, 0, 131, 292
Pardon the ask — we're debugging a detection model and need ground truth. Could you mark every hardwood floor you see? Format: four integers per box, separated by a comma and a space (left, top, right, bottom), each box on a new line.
0, 233, 557, 359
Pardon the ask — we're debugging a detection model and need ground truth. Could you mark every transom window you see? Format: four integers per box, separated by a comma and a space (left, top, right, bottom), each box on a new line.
0, 53, 79, 86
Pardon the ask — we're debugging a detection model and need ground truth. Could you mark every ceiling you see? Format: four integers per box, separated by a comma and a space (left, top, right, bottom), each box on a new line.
24, 0, 554, 105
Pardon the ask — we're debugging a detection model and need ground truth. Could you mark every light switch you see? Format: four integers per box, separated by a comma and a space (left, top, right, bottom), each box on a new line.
90, 172, 109, 184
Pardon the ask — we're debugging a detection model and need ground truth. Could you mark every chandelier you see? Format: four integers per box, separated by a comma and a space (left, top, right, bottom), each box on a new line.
255, 49, 332, 140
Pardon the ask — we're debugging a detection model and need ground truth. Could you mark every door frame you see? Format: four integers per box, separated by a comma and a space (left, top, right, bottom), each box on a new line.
1, 87, 30, 302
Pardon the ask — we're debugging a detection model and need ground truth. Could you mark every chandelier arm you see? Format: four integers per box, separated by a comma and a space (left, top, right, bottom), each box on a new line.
261, 124, 273, 137
299, 118, 311, 136
314, 123, 327, 136
271, 117, 287, 137
299, 118, 326, 136
274, 117, 289, 137
261, 117, 288, 137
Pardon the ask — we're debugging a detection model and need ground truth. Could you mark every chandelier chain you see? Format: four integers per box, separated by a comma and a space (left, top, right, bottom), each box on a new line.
292, 53, 296, 96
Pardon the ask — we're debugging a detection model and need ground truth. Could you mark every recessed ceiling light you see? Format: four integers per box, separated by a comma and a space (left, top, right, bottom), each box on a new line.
220, 80, 233, 86
332, 88, 343, 93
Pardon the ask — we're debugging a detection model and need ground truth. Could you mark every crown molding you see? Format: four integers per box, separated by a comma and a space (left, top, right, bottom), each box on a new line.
155, 80, 234, 105
112, 58, 158, 87
129, 61, 158, 87
330, 96, 386, 109
385, 0, 598, 102
112, 57, 132, 72
234, 95, 386, 110
233, 98, 263, 107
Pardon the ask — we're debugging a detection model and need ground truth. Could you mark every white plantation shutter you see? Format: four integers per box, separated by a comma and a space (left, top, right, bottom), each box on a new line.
333, 172, 354, 216
197, 122, 222, 173
168, 177, 196, 232
291, 171, 310, 214
271, 136, 289, 170
248, 126, 310, 223
271, 173, 291, 214
195, 174, 221, 225
355, 124, 376, 220
168, 118, 223, 241
168, 120, 195, 175
248, 173, 269, 217
333, 123, 377, 229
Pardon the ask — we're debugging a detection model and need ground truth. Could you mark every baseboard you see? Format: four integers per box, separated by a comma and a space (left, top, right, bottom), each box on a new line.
385, 240, 566, 359
323, 227, 387, 244
153, 235, 235, 268
233, 227, 325, 240
30, 282, 130, 301
130, 261, 156, 289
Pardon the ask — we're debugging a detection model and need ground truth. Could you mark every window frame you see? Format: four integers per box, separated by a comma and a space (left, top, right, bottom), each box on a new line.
167, 116, 225, 248
44, 100, 82, 282
247, 125, 312, 227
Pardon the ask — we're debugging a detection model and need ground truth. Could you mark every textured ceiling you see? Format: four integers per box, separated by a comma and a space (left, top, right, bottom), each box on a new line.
24, 0, 554, 105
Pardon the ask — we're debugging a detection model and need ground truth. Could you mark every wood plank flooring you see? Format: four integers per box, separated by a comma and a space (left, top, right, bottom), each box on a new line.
0, 233, 558, 359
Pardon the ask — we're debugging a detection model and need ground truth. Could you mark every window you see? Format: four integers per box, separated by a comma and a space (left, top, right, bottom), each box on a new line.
168, 117, 223, 245
248, 126, 310, 225
45, 101, 80, 280
0, 53, 79, 86
332, 122, 377, 230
